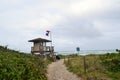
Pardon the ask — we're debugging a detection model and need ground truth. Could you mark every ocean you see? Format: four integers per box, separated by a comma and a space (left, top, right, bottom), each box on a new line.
56, 50, 116, 55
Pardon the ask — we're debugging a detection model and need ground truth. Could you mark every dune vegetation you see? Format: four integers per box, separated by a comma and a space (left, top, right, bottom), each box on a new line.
0, 45, 52, 80
64, 52, 120, 80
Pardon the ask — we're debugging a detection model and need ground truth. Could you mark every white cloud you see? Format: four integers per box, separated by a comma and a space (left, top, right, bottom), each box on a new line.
0, 0, 19, 4
61, 0, 104, 16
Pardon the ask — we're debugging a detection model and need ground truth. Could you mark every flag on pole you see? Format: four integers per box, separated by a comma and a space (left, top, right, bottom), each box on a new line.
46, 30, 50, 36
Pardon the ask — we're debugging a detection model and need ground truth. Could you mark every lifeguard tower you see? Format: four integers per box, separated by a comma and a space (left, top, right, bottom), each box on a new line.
28, 37, 54, 57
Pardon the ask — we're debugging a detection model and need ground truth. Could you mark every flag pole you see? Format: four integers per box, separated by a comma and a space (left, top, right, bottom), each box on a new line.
49, 31, 52, 47
49, 31, 54, 58
46, 30, 54, 59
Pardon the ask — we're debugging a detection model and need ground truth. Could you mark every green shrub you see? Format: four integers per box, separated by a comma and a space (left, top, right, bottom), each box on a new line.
0, 46, 48, 80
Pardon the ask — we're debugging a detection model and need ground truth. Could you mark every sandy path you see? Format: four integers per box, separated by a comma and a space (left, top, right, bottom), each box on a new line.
47, 59, 82, 80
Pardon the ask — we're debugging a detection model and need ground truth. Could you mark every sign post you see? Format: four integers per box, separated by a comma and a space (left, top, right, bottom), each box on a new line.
76, 47, 86, 74
76, 47, 80, 54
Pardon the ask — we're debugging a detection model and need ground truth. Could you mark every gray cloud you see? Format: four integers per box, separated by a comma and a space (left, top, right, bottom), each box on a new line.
0, 0, 120, 52
52, 19, 102, 39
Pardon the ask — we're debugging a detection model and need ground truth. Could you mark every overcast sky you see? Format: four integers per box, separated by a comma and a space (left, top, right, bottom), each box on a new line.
0, 0, 120, 52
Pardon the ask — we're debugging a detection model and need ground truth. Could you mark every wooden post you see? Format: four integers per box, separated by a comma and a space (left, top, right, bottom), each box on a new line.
83, 56, 86, 74
64, 55, 65, 62
68, 56, 69, 64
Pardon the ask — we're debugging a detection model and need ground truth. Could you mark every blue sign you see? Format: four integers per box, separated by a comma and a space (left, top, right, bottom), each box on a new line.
76, 47, 80, 52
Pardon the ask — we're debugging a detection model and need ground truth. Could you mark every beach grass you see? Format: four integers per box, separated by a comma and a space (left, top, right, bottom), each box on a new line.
64, 53, 120, 80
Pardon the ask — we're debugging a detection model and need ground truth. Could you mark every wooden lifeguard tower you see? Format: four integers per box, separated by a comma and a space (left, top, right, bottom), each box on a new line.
28, 37, 54, 57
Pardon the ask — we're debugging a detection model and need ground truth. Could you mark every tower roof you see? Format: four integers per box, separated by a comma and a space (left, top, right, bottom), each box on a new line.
28, 38, 51, 42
